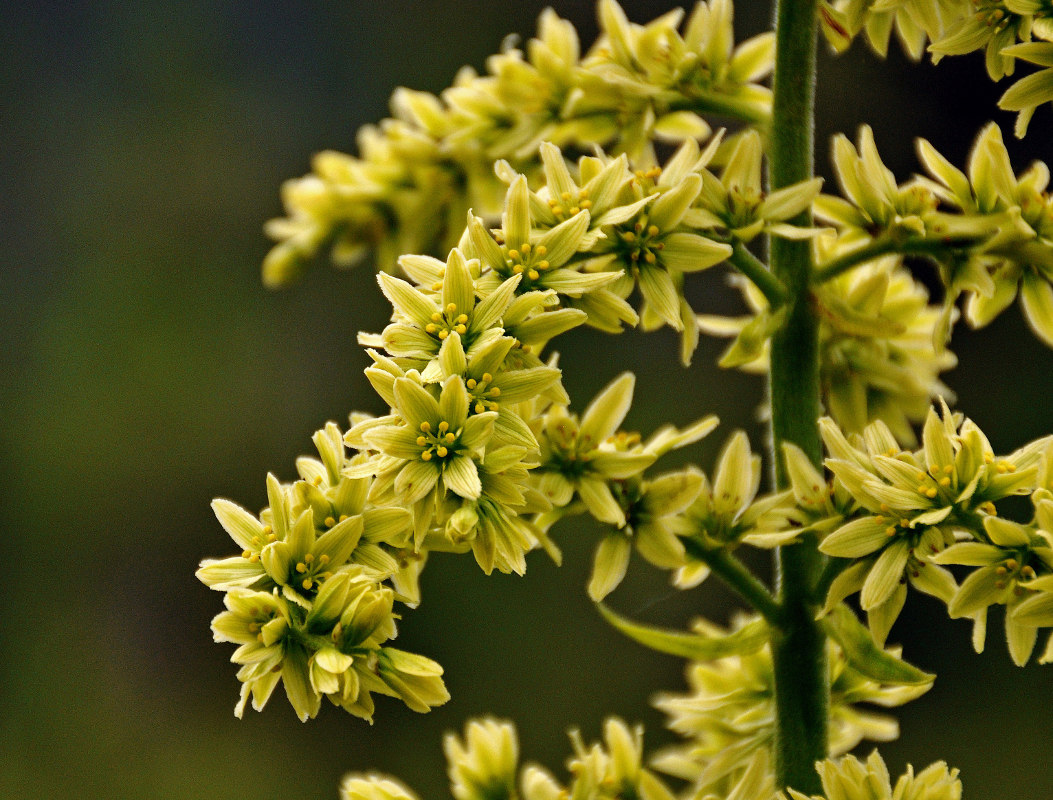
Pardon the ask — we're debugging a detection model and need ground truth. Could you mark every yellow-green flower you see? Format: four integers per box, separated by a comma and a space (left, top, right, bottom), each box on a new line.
781, 750, 962, 800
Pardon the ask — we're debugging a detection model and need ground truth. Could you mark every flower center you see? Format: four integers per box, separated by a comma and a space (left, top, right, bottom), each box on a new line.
417, 420, 461, 462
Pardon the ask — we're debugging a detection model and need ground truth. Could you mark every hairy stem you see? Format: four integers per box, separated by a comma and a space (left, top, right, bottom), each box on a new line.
682, 540, 783, 625
729, 241, 789, 307
767, 0, 828, 792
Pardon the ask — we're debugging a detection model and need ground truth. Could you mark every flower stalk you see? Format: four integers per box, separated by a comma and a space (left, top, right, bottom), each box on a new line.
767, 0, 829, 791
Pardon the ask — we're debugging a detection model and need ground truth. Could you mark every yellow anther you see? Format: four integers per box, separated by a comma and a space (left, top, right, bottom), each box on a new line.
1007, 463, 1017, 472
886, 447, 897, 456
580, 199, 592, 209
454, 324, 467, 334
431, 312, 442, 322
644, 252, 656, 264
263, 525, 272, 535
1023, 565, 1036, 578
304, 553, 314, 563
886, 526, 897, 536
475, 402, 486, 414
630, 251, 640, 261
339, 514, 348, 522
916, 471, 927, 481
513, 264, 524, 273
579, 188, 588, 198
985, 454, 995, 464
445, 432, 456, 443
313, 475, 323, 486
296, 563, 307, 573
622, 231, 636, 243
466, 378, 477, 389
647, 225, 660, 236
302, 578, 314, 590
1007, 558, 1019, 570
645, 167, 662, 179
918, 484, 928, 493
324, 516, 336, 527
446, 303, 457, 313
456, 314, 468, 324
521, 243, 531, 254
416, 436, 427, 446
521, 344, 531, 353
489, 387, 500, 397
928, 464, 939, 475
432, 281, 443, 291
997, 462, 1008, 473
944, 464, 954, 474
438, 330, 449, 339
439, 421, 450, 432
425, 324, 437, 334
561, 191, 572, 201
570, 206, 580, 215
900, 518, 910, 527
421, 451, 432, 461
420, 421, 431, 432
508, 249, 519, 259
489, 401, 499, 411
925, 488, 938, 498
436, 446, 448, 457
319, 554, 329, 565
535, 245, 547, 256
939, 477, 951, 487
267, 533, 277, 542
551, 206, 563, 216
528, 269, 540, 280
242, 549, 252, 559
880, 504, 890, 512
538, 260, 550, 269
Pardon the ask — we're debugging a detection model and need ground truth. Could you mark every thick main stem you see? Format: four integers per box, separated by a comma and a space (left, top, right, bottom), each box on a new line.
767, 0, 828, 793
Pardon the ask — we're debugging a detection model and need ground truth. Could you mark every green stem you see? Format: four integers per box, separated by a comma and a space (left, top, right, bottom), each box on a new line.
729, 242, 789, 308
812, 234, 966, 284
767, 0, 828, 792
682, 540, 783, 625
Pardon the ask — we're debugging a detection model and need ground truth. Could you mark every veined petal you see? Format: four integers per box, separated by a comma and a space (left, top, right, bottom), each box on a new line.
212, 499, 266, 551
638, 266, 683, 330
540, 141, 577, 199
588, 534, 632, 600
503, 175, 532, 251
659, 233, 731, 273
439, 375, 470, 426
578, 476, 626, 526
1020, 270, 1053, 347
535, 210, 590, 267
948, 566, 1003, 617
395, 459, 439, 505
820, 516, 894, 558
443, 455, 482, 500
441, 249, 476, 317
861, 538, 910, 610
394, 378, 440, 429
588, 451, 656, 479
461, 411, 498, 451
472, 274, 522, 332
365, 426, 426, 460
378, 273, 438, 325
711, 431, 756, 518
579, 372, 636, 445
649, 174, 703, 231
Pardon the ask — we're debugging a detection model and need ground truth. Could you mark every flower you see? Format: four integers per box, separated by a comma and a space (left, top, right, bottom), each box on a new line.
654, 618, 925, 797
780, 750, 961, 800
445, 718, 520, 800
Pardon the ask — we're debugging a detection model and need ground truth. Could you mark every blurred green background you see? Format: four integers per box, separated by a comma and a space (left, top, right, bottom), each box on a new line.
3, 1, 1052, 797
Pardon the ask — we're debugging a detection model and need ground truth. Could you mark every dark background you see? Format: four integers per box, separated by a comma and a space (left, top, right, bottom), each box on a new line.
3, 1, 1052, 797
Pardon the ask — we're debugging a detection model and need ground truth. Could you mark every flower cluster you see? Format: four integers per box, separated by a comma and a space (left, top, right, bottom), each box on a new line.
780, 750, 961, 800
653, 618, 928, 798
198, 423, 449, 720
815, 403, 1053, 661
262, 0, 776, 287
815, 123, 1053, 350
340, 717, 680, 800
821, 0, 1053, 134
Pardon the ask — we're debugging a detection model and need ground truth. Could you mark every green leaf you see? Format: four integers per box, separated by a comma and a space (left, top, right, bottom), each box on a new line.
596, 603, 769, 660
823, 604, 934, 685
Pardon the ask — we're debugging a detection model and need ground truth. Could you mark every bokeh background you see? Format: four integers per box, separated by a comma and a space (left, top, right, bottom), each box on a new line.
3, 1, 1052, 797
